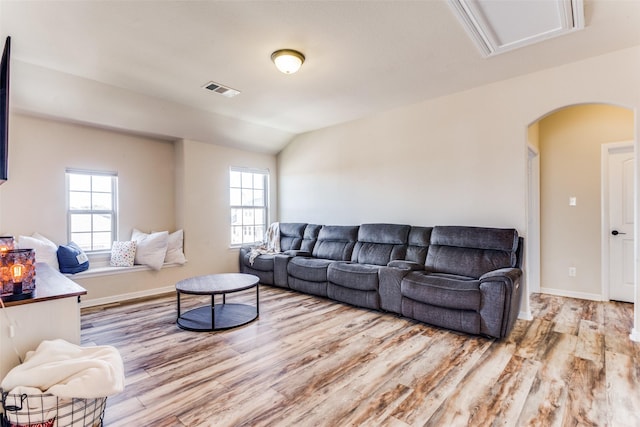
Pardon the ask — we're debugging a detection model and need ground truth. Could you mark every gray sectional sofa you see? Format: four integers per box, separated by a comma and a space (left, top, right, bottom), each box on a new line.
239, 223, 523, 339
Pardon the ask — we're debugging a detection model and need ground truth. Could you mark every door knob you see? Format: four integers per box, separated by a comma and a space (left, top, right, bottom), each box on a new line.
611, 230, 626, 236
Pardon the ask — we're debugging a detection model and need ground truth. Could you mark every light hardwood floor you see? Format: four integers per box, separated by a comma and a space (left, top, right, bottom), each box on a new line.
81, 287, 640, 427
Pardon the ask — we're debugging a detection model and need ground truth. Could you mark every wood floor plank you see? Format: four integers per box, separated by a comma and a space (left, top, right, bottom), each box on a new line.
80, 289, 640, 426
515, 331, 577, 427
605, 351, 640, 427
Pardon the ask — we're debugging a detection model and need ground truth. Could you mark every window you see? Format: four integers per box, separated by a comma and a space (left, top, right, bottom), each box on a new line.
66, 169, 118, 252
230, 167, 268, 246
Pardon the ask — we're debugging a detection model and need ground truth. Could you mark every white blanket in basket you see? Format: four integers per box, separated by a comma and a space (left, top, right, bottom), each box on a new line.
1, 339, 125, 399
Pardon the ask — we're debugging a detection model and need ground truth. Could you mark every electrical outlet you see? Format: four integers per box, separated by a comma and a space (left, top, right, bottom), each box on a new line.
569, 267, 576, 277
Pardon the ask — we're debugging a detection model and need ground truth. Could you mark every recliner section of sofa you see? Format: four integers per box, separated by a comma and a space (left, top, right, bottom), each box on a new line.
239, 222, 523, 339
327, 223, 410, 310
287, 225, 359, 297
239, 222, 309, 287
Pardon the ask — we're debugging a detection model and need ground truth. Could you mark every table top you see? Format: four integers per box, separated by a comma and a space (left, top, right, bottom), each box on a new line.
176, 273, 259, 295
2, 262, 87, 307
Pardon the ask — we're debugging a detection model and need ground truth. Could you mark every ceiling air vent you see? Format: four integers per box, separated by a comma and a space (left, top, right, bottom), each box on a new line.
448, 0, 584, 57
202, 81, 240, 98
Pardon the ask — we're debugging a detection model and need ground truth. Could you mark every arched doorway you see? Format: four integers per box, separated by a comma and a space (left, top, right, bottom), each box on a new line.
526, 104, 635, 303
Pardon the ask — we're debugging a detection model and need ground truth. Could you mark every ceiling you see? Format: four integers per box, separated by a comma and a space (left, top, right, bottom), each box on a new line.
1, 0, 639, 153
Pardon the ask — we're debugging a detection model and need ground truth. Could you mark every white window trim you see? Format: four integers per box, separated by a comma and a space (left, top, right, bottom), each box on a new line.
229, 166, 270, 248
66, 168, 118, 252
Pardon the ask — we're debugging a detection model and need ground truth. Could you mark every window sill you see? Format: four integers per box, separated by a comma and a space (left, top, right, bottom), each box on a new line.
64, 262, 184, 279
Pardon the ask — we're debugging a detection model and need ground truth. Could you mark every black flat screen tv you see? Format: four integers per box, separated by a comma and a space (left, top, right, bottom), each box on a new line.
0, 36, 10, 184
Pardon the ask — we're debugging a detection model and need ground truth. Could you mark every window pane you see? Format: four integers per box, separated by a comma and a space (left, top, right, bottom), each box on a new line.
254, 189, 264, 206
242, 208, 255, 226
254, 208, 266, 225
70, 214, 92, 232
231, 208, 242, 226
92, 175, 112, 193
69, 174, 90, 191
69, 192, 91, 210
93, 232, 111, 250
93, 214, 112, 232
241, 172, 253, 189
92, 193, 112, 210
231, 226, 243, 245
230, 188, 241, 206
242, 226, 255, 244
230, 171, 241, 188
253, 174, 264, 190
71, 233, 92, 250
241, 189, 254, 206
229, 169, 268, 246
67, 171, 117, 252
255, 225, 265, 241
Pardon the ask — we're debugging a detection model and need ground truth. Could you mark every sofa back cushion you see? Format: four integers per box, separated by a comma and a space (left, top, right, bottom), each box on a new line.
301, 224, 322, 253
312, 225, 359, 261
279, 223, 308, 251
426, 226, 519, 278
405, 226, 433, 265
351, 223, 410, 266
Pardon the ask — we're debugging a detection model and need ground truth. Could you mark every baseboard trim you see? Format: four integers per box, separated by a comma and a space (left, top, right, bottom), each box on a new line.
539, 287, 603, 301
80, 285, 175, 308
519, 310, 533, 321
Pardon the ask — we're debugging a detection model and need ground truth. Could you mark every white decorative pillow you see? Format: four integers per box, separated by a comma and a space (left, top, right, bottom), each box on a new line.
131, 229, 169, 271
153, 229, 186, 265
18, 233, 59, 270
110, 241, 137, 267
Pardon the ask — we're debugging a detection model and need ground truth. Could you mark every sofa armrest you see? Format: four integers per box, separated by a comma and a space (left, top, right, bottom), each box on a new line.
480, 267, 522, 283
238, 246, 251, 273
379, 263, 422, 314
273, 253, 295, 288
479, 267, 523, 339
386, 260, 424, 270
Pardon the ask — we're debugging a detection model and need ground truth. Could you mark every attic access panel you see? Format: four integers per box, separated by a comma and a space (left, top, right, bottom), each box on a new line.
449, 0, 584, 57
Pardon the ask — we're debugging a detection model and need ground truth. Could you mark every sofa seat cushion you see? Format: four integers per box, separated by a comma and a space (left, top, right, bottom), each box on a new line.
402, 271, 481, 311
288, 257, 335, 282
289, 277, 328, 297
242, 253, 276, 272
327, 262, 380, 291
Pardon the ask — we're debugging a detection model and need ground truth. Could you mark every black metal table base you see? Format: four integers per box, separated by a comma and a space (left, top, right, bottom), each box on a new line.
177, 303, 258, 331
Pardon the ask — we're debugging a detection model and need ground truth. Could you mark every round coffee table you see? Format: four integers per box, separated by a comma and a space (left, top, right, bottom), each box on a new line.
176, 273, 259, 331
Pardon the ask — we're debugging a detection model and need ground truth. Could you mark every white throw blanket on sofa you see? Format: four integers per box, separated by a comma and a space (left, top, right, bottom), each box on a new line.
248, 222, 281, 265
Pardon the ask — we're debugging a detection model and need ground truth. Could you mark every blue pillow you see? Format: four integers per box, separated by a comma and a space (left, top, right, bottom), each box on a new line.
57, 242, 90, 274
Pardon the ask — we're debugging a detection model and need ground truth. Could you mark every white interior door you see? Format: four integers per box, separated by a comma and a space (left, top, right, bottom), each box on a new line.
608, 145, 634, 303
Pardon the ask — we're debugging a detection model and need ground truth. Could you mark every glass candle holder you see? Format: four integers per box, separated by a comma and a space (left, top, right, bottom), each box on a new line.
0, 249, 35, 295
0, 236, 15, 253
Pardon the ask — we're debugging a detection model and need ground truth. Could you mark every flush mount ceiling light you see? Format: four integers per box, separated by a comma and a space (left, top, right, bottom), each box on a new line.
271, 49, 305, 74
448, 0, 584, 57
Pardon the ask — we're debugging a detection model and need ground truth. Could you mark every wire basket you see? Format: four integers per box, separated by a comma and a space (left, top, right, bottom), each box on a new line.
1, 391, 107, 427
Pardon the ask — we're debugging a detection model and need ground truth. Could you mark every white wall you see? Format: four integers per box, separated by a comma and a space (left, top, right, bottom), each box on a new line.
0, 114, 277, 304
279, 47, 640, 231
539, 104, 634, 299
278, 46, 640, 332
175, 138, 277, 278
0, 114, 176, 241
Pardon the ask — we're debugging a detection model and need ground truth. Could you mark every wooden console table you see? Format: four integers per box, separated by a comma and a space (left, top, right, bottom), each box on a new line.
0, 262, 87, 380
